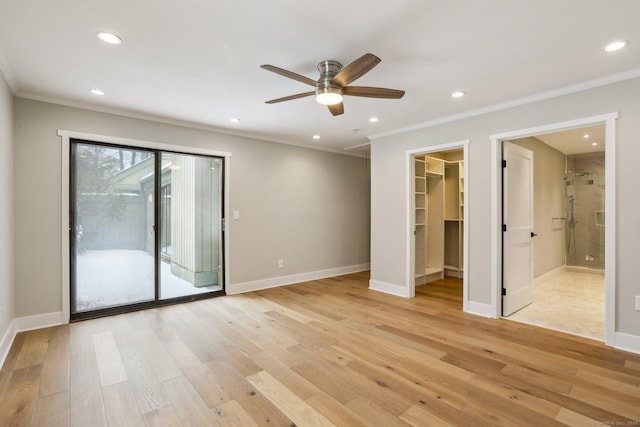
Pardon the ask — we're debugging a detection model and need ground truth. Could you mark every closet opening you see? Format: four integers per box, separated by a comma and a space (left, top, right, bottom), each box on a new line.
409, 142, 468, 306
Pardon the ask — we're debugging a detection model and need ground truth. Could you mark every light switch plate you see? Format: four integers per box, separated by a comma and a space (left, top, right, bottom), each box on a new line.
636, 296, 640, 311
233, 210, 240, 220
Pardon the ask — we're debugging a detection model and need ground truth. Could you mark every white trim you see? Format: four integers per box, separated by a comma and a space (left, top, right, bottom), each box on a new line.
14, 312, 63, 332
227, 264, 370, 295
613, 332, 640, 355
370, 70, 639, 141
404, 140, 470, 307
490, 113, 618, 344
27, 94, 366, 158
0, 319, 16, 369
369, 279, 413, 298
604, 115, 617, 347
58, 130, 232, 322
533, 265, 565, 286
466, 301, 494, 319
58, 130, 233, 158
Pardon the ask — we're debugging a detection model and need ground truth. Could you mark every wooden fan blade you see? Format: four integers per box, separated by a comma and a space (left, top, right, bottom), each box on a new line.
331, 53, 381, 87
343, 86, 405, 99
328, 102, 344, 116
265, 91, 315, 104
260, 64, 317, 87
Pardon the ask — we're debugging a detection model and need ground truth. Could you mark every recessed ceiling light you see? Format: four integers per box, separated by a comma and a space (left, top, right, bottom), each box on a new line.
312, 134, 321, 140
604, 40, 628, 52
96, 32, 122, 45
583, 134, 590, 139
592, 142, 598, 146
90, 89, 105, 96
229, 118, 240, 123
451, 91, 466, 98
369, 117, 379, 123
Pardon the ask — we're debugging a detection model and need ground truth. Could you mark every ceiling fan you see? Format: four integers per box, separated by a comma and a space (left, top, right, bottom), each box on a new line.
260, 53, 405, 116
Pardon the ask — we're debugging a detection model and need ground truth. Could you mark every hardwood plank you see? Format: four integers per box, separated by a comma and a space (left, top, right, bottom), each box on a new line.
0, 365, 42, 427
345, 395, 411, 427
69, 352, 106, 427
15, 327, 49, 369
161, 376, 216, 426
305, 392, 369, 427
2, 272, 640, 426
211, 399, 260, 427
246, 370, 335, 427
32, 390, 70, 427
205, 358, 293, 426
165, 338, 232, 408
40, 325, 70, 397
400, 404, 454, 427
142, 404, 184, 427
250, 350, 321, 400
102, 381, 145, 426
135, 328, 183, 382
119, 341, 170, 414
92, 329, 127, 387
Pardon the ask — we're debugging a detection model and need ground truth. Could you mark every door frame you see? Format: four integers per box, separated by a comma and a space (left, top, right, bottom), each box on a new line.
490, 112, 617, 346
405, 139, 469, 307
59, 130, 232, 324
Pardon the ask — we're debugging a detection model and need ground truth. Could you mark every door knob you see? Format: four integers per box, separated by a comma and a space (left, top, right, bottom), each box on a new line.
531, 232, 538, 237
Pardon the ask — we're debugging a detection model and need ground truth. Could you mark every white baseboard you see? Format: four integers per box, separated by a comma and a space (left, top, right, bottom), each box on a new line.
226, 263, 370, 295
0, 311, 64, 370
465, 301, 496, 319
534, 265, 565, 286
14, 311, 64, 333
614, 332, 640, 355
368, 280, 413, 298
0, 319, 17, 370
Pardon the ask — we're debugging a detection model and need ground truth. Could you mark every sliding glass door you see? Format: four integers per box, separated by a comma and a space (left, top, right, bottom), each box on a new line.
70, 140, 224, 320
159, 152, 224, 300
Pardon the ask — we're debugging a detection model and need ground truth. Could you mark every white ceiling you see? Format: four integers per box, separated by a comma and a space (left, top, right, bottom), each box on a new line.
535, 125, 605, 155
0, 1, 638, 154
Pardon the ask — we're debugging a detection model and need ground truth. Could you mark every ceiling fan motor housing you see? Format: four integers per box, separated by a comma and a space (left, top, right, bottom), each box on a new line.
315, 60, 344, 103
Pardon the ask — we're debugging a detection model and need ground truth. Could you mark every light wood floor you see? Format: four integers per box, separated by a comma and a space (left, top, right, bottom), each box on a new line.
1, 272, 639, 426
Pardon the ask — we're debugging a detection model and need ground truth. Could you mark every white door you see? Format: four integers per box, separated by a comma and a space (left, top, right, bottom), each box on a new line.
502, 141, 534, 316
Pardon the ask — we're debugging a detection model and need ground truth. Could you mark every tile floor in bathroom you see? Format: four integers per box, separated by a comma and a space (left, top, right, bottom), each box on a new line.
507, 269, 605, 341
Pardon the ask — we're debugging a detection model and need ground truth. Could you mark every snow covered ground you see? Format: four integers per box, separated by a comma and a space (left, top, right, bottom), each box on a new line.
75, 249, 221, 311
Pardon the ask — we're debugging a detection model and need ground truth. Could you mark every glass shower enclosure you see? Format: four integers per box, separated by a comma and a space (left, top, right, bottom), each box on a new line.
564, 152, 605, 270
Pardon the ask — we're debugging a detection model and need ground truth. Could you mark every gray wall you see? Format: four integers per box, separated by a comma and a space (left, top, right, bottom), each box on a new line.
371, 76, 640, 338
0, 70, 13, 342
512, 137, 566, 279
13, 98, 370, 318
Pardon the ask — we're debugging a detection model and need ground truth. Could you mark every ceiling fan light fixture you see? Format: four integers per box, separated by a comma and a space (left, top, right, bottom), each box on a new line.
315, 86, 343, 105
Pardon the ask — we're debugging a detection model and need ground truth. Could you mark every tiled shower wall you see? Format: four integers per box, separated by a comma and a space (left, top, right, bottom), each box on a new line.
565, 152, 605, 269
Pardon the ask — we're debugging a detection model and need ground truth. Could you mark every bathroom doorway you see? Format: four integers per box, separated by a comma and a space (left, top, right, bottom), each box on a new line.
505, 125, 606, 340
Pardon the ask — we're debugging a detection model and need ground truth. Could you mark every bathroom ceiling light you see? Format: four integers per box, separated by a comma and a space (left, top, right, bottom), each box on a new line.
451, 91, 466, 98
605, 40, 628, 52
312, 134, 321, 140
97, 32, 122, 45
90, 89, 105, 96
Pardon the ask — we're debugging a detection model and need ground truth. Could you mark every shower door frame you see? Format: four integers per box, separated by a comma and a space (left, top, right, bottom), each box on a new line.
490, 112, 617, 347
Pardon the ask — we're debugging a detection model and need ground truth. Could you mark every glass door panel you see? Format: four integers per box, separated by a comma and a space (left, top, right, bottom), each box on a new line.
71, 142, 156, 314
159, 153, 224, 299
